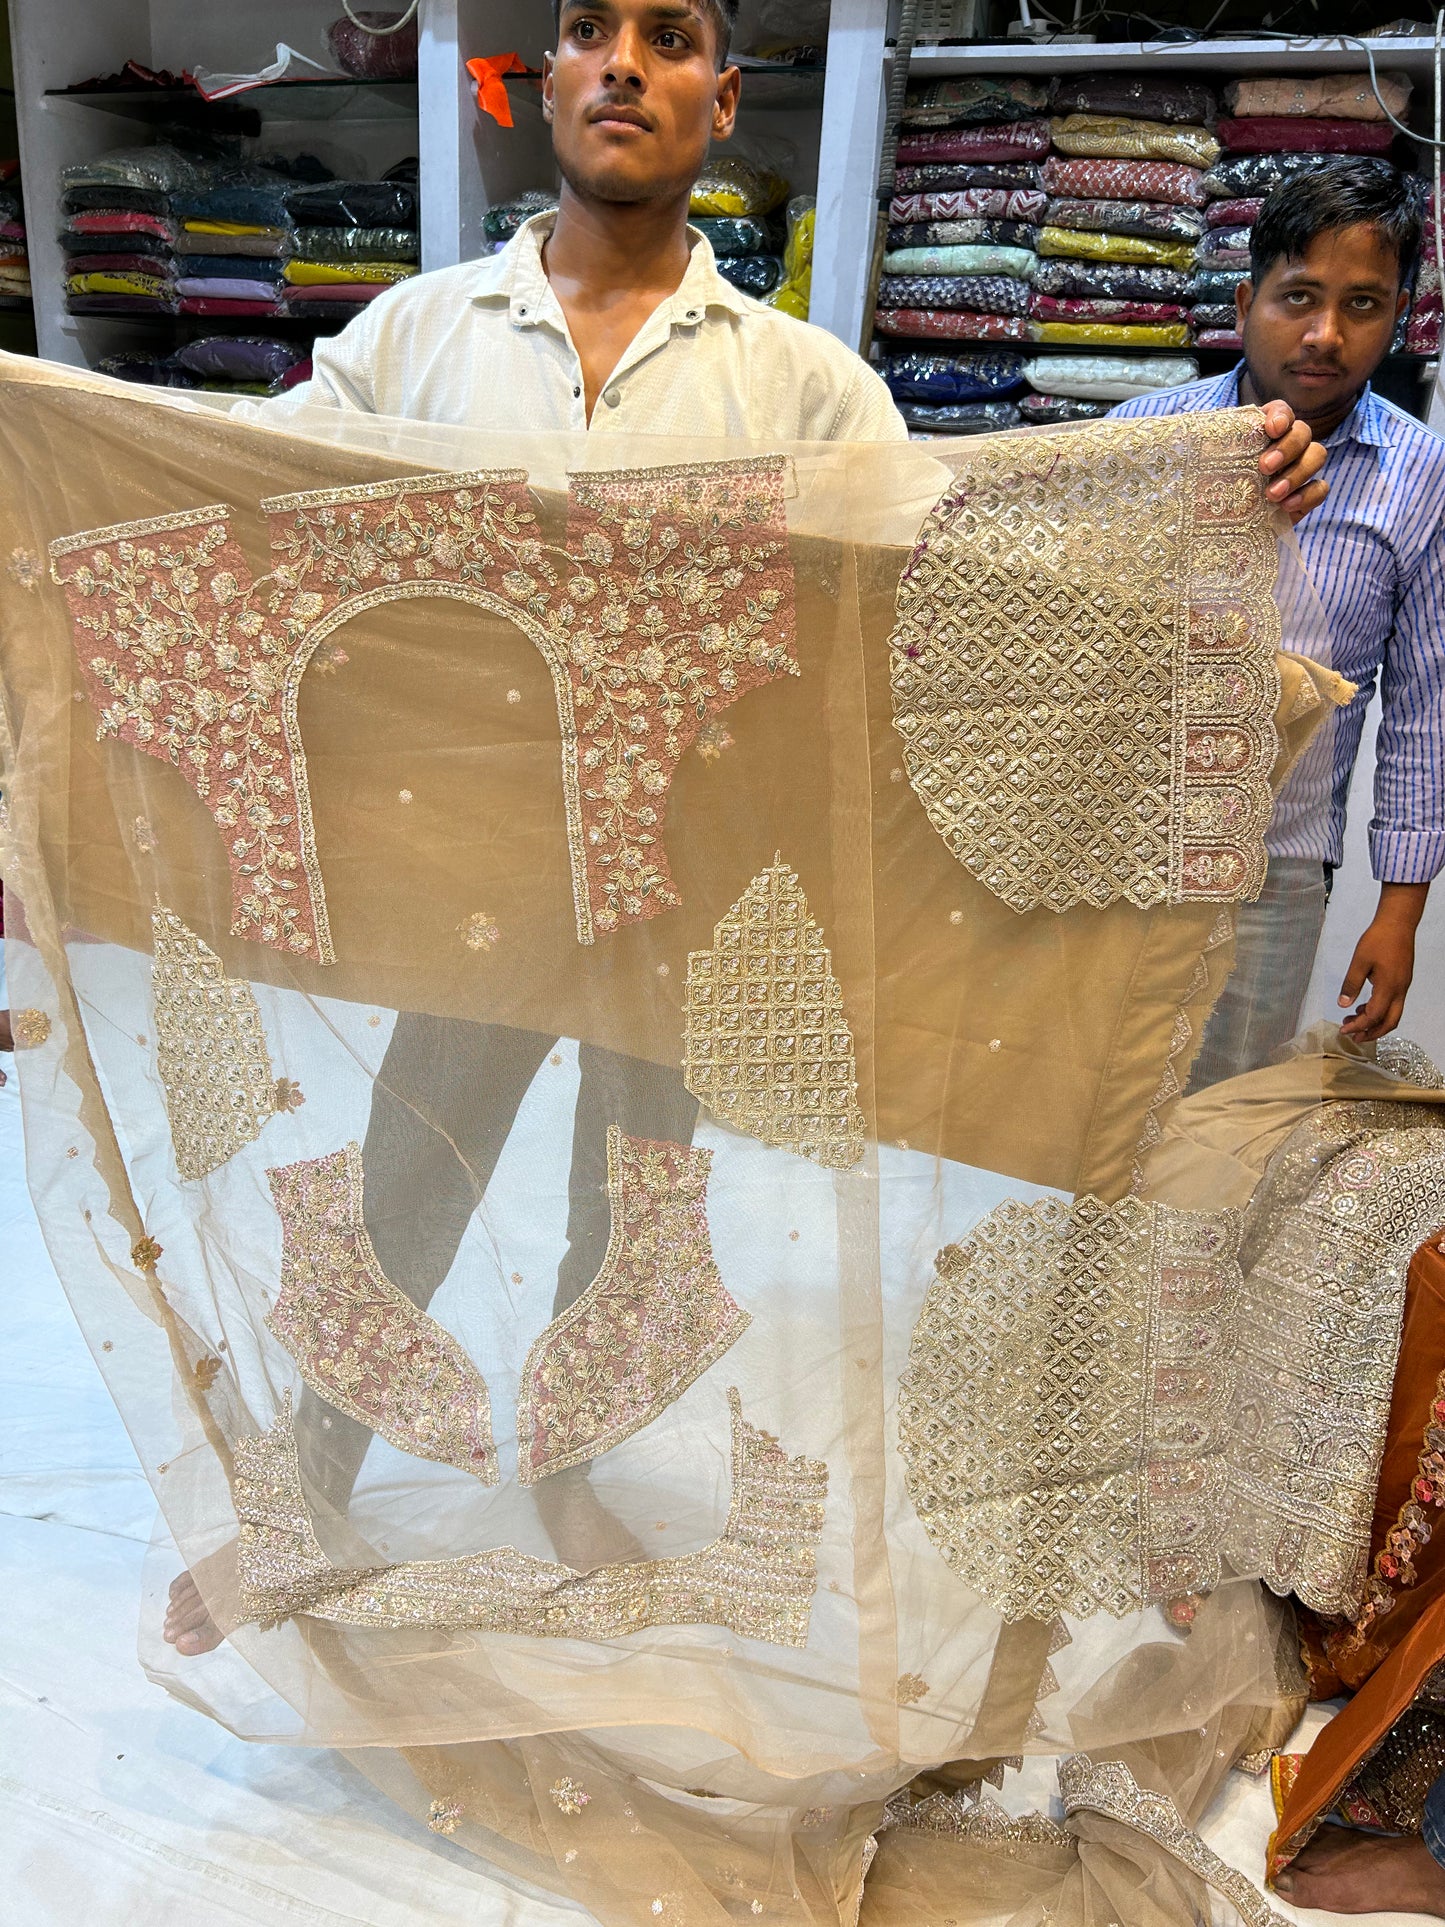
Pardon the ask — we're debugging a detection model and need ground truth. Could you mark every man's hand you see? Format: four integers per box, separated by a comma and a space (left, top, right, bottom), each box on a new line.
1338, 881, 1429, 1042
1257, 398, 1328, 525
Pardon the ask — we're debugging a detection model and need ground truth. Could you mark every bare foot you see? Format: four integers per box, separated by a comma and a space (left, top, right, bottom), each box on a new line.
534, 1465, 646, 1571
1274, 1827, 1445, 1916
163, 1570, 226, 1655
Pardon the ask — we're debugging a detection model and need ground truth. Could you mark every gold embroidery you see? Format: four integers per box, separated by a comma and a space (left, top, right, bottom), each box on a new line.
517, 1127, 749, 1483
882, 1787, 1071, 1856
428, 1799, 464, 1835
459, 911, 501, 953
895, 1672, 930, 1705
11, 1007, 51, 1048
151, 906, 286, 1181
889, 410, 1280, 914
6, 546, 41, 590
550, 1778, 591, 1815
1059, 1756, 1289, 1927
131, 1236, 163, 1271
1131, 908, 1234, 1189
684, 859, 865, 1169
265, 1144, 499, 1485
235, 1388, 826, 1645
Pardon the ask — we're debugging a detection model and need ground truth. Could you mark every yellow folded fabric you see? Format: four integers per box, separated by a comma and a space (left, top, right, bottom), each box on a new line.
1034, 321, 1192, 347
1038, 226, 1196, 270
65, 271, 171, 298
1049, 114, 1221, 168
183, 220, 283, 238
283, 260, 419, 286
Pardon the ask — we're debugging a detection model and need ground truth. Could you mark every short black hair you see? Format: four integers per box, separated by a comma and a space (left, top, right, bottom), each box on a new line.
1250, 157, 1423, 289
552, 1, 739, 64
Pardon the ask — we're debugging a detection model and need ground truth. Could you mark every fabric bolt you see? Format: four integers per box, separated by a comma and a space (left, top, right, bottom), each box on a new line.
878, 274, 1031, 317
176, 276, 282, 301
874, 308, 1032, 343
283, 261, 418, 287
60, 230, 170, 257
888, 188, 1047, 224
691, 216, 769, 257
179, 297, 284, 316
291, 227, 420, 263
1025, 352, 1200, 399
1226, 71, 1410, 121
95, 350, 195, 386
1050, 115, 1221, 169
0, 221, 24, 245
1207, 198, 1265, 229
1190, 267, 1246, 303
280, 284, 385, 306
61, 184, 172, 216
1041, 158, 1209, 209
1051, 76, 1217, 125
177, 254, 290, 282
1034, 320, 1192, 347
481, 190, 559, 244
1203, 151, 1331, 200
714, 255, 783, 296
65, 270, 172, 299
1039, 227, 1196, 270
1217, 116, 1398, 156
689, 158, 787, 219
1113, 367, 1445, 878
283, 181, 419, 228
1193, 329, 1246, 349
171, 187, 293, 227
171, 336, 307, 382
1031, 258, 1192, 302
183, 220, 283, 239
1190, 304, 1240, 332
64, 211, 177, 244
877, 349, 1027, 402
902, 76, 1049, 127
1196, 227, 1253, 259
173, 232, 285, 260
281, 299, 373, 318
894, 162, 1043, 194
881, 243, 1038, 278
61, 252, 173, 279
899, 398, 1022, 432
1030, 295, 1188, 324
1017, 390, 1112, 422
60, 141, 208, 193
896, 121, 1053, 166
887, 220, 1039, 251
65, 294, 174, 314
1043, 199, 1206, 242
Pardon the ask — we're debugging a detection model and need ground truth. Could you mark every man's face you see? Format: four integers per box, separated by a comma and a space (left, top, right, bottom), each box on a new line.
544, 1, 739, 206
1237, 222, 1409, 432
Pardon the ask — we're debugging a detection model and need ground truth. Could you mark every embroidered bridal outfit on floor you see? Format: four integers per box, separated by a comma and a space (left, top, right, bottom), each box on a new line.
5, 346, 1443, 1927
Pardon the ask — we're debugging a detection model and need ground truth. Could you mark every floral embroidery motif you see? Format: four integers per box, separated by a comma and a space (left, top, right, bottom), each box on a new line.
49, 459, 795, 958
517, 1127, 749, 1483
459, 910, 500, 953
889, 409, 1281, 914
265, 1144, 499, 1484
684, 860, 865, 1169
428, 1800, 464, 1835
151, 906, 290, 1181
11, 1007, 51, 1048
6, 545, 41, 590
895, 1672, 930, 1705
234, 1387, 827, 1645
550, 1778, 591, 1815
1375, 1036, 1445, 1091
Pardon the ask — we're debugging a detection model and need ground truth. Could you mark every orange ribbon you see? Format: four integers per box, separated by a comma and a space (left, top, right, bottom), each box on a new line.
467, 52, 529, 129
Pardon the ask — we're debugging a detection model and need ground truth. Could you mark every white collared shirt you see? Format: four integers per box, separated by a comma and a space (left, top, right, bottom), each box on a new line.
252, 213, 907, 444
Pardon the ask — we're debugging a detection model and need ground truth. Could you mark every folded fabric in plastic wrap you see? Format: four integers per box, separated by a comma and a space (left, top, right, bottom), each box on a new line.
63, 251, 169, 278
714, 255, 783, 295
1043, 199, 1206, 242
898, 121, 1052, 165
291, 225, 419, 262
1039, 227, 1195, 269
482, 190, 559, 244
1024, 351, 1199, 397
887, 219, 1040, 251
178, 297, 284, 316
176, 276, 282, 301
1225, 72, 1410, 121
1408, 202, 1441, 353
876, 348, 1027, 401
170, 335, 309, 382
284, 282, 390, 304
1034, 320, 1191, 346
693, 216, 770, 256
1203, 151, 1330, 199
60, 141, 211, 193
1196, 226, 1253, 259
171, 186, 294, 227
902, 76, 1049, 127
1190, 304, 1239, 332
1190, 266, 1246, 303
1050, 115, 1221, 168
283, 298, 377, 318
283, 180, 419, 228
184, 219, 283, 238
1207, 198, 1264, 228
1051, 76, 1217, 125
65, 270, 173, 299
882, 242, 1038, 278
900, 398, 1022, 432
64, 211, 178, 245
62, 184, 172, 216
1194, 328, 1244, 349
283, 260, 417, 286
60, 231, 171, 260
766, 195, 813, 319
1217, 117, 1396, 155
1029, 294, 1188, 323
65, 293, 173, 314
874, 307, 1031, 342
174, 230, 287, 258
1041, 156, 1209, 207
94, 350, 197, 386
889, 187, 1047, 224
895, 161, 1043, 194
1032, 257, 1190, 302
178, 253, 290, 281
689, 157, 787, 217
878, 273, 1031, 316
1017, 390, 1112, 422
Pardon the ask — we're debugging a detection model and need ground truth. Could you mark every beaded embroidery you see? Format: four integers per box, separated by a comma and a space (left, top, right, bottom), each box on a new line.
49, 459, 796, 956
517, 1127, 749, 1483
684, 859, 865, 1169
150, 906, 289, 1181
889, 409, 1281, 914
234, 1388, 828, 1645
265, 1144, 499, 1484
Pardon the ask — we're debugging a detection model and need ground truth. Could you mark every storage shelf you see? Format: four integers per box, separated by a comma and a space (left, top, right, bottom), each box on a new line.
43, 78, 418, 123
900, 35, 1445, 80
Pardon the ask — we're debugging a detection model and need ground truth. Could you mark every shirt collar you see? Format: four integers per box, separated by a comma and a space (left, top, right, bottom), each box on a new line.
1225, 361, 1388, 452
469, 211, 751, 328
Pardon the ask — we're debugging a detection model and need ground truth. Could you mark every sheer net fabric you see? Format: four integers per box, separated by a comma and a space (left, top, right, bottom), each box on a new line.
0, 348, 1403, 1927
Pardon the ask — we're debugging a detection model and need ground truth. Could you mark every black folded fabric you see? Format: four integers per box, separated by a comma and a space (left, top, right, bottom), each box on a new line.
62, 185, 173, 216
887, 219, 1039, 250
60, 230, 174, 259
283, 181, 419, 229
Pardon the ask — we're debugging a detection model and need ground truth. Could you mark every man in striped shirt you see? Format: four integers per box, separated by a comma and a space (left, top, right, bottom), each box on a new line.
1113, 159, 1444, 1084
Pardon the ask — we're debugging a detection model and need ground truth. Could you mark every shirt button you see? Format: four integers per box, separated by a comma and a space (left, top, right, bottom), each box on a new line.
573, 384, 582, 399
604, 389, 620, 407
686, 309, 700, 321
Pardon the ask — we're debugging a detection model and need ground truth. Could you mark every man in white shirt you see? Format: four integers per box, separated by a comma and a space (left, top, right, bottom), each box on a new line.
165, 0, 1326, 1652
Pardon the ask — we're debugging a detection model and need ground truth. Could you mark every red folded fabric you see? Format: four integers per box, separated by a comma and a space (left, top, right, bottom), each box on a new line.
65, 211, 177, 242
889, 188, 1047, 224
1028, 294, 1187, 323
0, 220, 24, 243
64, 251, 172, 277
1040, 156, 1208, 208
897, 120, 1052, 165
1216, 116, 1396, 154
1206, 198, 1264, 228
1193, 328, 1244, 348
176, 297, 282, 316
281, 281, 388, 302
873, 307, 1032, 342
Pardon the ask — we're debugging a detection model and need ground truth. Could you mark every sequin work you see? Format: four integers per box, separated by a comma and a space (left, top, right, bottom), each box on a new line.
517, 1127, 750, 1483
48, 459, 796, 956
11, 1008, 51, 1048
684, 860, 865, 1169
234, 1389, 827, 1645
150, 906, 285, 1181
889, 409, 1281, 913
265, 1144, 499, 1484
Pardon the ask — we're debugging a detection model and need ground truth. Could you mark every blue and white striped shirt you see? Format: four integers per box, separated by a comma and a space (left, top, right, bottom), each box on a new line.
1112, 367, 1445, 882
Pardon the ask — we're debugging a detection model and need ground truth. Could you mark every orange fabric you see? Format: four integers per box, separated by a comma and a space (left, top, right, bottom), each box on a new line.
467, 52, 528, 128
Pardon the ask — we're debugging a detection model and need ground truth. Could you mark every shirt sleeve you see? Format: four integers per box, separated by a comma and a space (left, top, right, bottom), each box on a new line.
233, 301, 384, 424
828, 361, 910, 444
1370, 516, 1445, 883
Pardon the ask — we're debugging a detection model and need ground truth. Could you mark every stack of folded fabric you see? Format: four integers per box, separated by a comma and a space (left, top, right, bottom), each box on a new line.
0, 163, 29, 310
1193, 72, 1409, 351
482, 190, 560, 252
171, 174, 297, 319
1408, 190, 1441, 355
282, 168, 420, 320
876, 76, 1048, 352
97, 333, 310, 396
873, 346, 1027, 434
689, 157, 790, 297
59, 143, 200, 315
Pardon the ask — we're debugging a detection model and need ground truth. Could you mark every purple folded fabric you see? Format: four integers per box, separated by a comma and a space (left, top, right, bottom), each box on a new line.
175, 275, 282, 300
1216, 116, 1396, 155
897, 121, 1052, 165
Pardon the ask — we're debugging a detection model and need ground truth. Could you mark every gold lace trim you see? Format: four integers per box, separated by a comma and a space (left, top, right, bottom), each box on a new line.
265, 1143, 499, 1484
235, 1387, 827, 1645
889, 409, 1281, 915
516, 1126, 749, 1483
684, 859, 865, 1169
881, 1787, 1071, 1857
